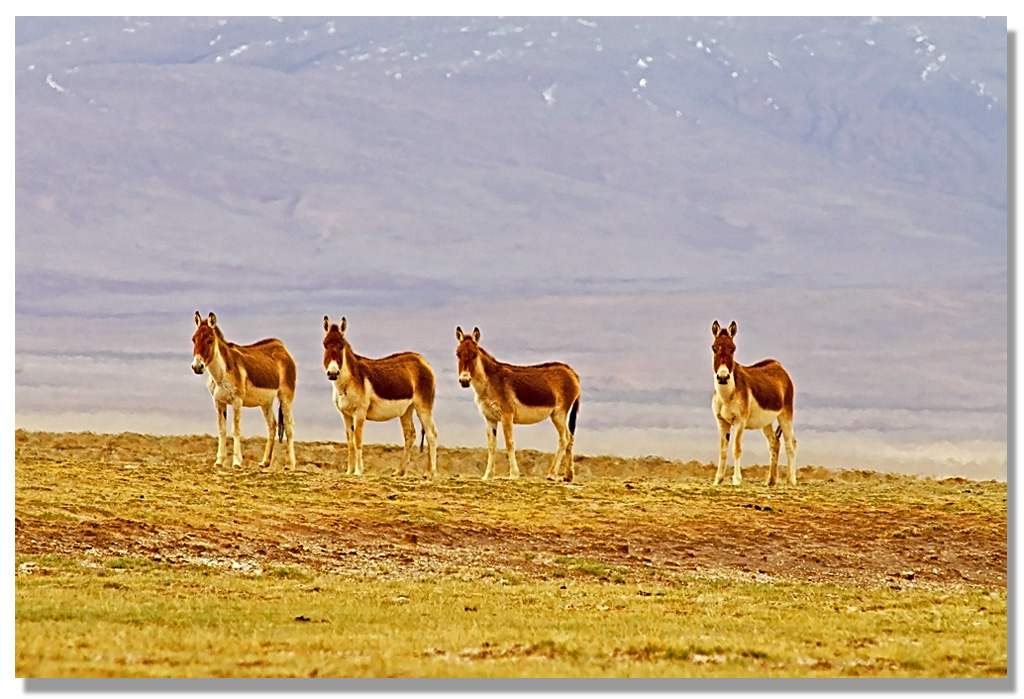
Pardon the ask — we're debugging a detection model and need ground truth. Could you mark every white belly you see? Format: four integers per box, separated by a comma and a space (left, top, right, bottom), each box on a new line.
471, 382, 555, 425
716, 384, 778, 429
241, 386, 278, 408
513, 403, 554, 425
333, 382, 410, 422
365, 397, 413, 422
714, 390, 778, 429
743, 397, 779, 429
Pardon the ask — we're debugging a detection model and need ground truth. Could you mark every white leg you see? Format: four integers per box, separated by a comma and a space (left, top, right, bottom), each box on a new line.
396, 410, 416, 477
258, 404, 276, 468
548, 412, 569, 481
215, 402, 228, 467
731, 425, 744, 486
342, 413, 355, 474
231, 400, 243, 468
281, 399, 296, 468
780, 414, 797, 485
352, 414, 366, 476
713, 418, 730, 485
416, 408, 439, 479
483, 419, 498, 480
563, 431, 575, 483
503, 417, 520, 479
762, 424, 781, 486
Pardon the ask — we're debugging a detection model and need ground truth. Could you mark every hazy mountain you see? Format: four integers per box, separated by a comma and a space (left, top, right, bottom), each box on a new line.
14, 17, 1008, 480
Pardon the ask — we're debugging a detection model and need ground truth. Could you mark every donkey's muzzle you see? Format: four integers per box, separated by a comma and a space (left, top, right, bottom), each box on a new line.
459, 378, 471, 388
717, 375, 730, 385
326, 370, 339, 381
191, 361, 205, 375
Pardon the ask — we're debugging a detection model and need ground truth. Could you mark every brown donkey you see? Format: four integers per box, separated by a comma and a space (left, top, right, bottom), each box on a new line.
191, 311, 296, 469
322, 316, 439, 478
455, 327, 580, 482
711, 320, 797, 486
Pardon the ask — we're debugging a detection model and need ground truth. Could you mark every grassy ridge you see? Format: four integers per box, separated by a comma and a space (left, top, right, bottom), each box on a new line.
14, 430, 1008, 678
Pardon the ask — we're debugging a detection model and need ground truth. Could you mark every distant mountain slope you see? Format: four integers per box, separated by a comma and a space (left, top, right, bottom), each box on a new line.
14, 17, 1007, 480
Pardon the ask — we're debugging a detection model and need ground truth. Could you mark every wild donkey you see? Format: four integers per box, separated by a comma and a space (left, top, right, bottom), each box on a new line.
322, 316, 439, 478
710, 320, 797, 486
190, 311, 296, 469
455, 326, 580, 482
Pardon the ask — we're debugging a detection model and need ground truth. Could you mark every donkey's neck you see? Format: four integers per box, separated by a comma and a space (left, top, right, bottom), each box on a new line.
471, 352, 499, 394
205, 340, 232, 386
334, 342, 359, 388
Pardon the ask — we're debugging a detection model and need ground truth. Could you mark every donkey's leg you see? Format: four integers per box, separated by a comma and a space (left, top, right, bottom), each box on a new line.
395, 409, 416, 477
230, 399, 244, 467
779, 413, 798, 485
731, 424, 745, 486
352, 414, 366, 476
547, 411, 570, 481
415, 407, 439, 479
482, 419, 498, 480
258, 403, 276, 468
563, 423, 575, 483
713, 417, 731, 485
214, 401, 229, 467
342, 412, 356, 475
762, 424, 781, 486
502, 416, 520, 479
281, 397, 296, 468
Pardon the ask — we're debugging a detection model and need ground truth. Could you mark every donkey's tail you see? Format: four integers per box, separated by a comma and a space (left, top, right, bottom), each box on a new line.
568, 398, 580, 436
277, 403, 285, 442
419, 427, 426, 452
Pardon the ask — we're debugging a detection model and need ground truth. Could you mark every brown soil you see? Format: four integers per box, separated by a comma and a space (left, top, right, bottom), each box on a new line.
14, 431, 1007, 591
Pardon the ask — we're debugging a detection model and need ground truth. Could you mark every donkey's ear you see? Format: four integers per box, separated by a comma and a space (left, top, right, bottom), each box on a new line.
323, 316, 330, 332
195, 311, 203, 327
728, 321, 737, 337
208, 312, 217, 327
472, 327, 481, 343
456, 326, 464, 341
711, 320, 721, 337
340, 317, 347, 333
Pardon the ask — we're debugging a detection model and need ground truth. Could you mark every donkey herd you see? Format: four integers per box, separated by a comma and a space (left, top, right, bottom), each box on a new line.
190, 311, 798, 487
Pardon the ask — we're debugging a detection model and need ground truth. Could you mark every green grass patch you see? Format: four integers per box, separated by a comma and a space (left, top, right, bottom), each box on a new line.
15, 558, 1007, 678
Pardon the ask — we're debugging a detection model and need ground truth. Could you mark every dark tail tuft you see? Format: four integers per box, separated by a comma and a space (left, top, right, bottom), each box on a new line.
775, 425, 782, 441
277, 403, 285, 442
419, 427, 426, 452
568, 399, 580, 436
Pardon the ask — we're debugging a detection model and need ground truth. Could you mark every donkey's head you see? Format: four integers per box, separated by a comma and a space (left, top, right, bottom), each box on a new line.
711, 320, 738, 386
191, 311, 219, 375
322, 316, 348, 382
455, 326, 482, 388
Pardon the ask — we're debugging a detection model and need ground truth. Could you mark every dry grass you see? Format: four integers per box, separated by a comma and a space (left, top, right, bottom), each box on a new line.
14, 430, 1008, 678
